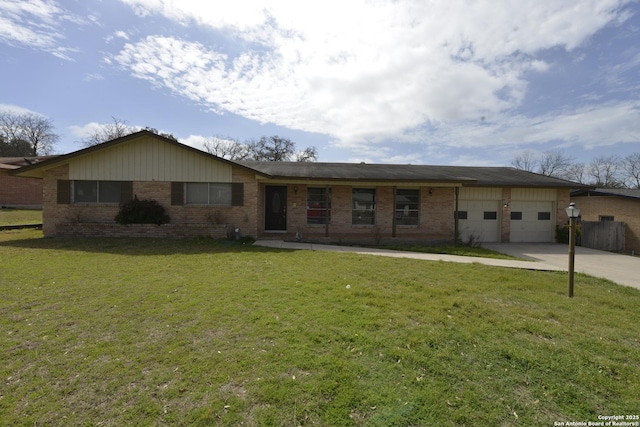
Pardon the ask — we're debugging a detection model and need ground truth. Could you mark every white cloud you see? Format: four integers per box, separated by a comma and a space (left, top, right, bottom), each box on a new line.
0, 103, 38, 115
417, 101, 640, 151
68, 122, 105, 139
113, 0, 631, 150
0, 0, 81, 59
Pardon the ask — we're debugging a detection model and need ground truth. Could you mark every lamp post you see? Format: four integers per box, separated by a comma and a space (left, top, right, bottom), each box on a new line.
565, 202, 581, 298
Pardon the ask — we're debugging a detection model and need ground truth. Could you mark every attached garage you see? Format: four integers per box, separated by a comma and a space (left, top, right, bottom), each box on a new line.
458, 188, 501, 243
509, 189, 556, 243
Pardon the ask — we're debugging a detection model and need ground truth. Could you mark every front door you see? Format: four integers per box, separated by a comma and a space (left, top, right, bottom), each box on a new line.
265, 185, 287, 231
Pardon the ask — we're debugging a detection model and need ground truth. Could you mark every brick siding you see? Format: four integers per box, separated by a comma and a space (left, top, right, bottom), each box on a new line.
572, 195, 640, 253
41, 164, 261, 238
0, 170, 43, 208
269, 184, 456, 244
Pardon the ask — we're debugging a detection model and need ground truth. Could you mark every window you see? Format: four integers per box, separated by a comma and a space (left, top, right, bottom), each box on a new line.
395, 189, 419, 226
456, 211, 468, 220
538, 212, 551, 221
352, 189, 375, 225
484, 211, 497, 220
186, 183, 232, 205
511, 212, 523, 220
307, 188, 331, 225
73, 180, 125, 204
600, 215, 614, 222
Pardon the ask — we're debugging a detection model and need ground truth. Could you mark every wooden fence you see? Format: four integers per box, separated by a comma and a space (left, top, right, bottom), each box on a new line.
580, 221, 625, 252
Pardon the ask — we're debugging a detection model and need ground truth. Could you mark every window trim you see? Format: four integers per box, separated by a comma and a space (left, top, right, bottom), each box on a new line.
70, 180, 131, 205
184, 182, 234, 206
352, 188, 376, 225
395, 188, 420, 226
307, 187, 332, 225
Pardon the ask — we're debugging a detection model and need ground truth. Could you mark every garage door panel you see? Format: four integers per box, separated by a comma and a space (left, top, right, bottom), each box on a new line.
459, 200, 499, 243
510, 201, 554, 243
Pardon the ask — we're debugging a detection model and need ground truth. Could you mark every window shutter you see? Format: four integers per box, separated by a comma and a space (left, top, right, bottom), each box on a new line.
57, 180, 71, 204
231, 183, 244, 206
120, 181, 133, 203
171, 182, 184, 205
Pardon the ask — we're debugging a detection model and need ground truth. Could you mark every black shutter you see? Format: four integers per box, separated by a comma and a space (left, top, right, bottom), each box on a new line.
231, 183, 244, 206
57, 180, 71, 204
171, 182, 184, 205
120, 181, 133, 203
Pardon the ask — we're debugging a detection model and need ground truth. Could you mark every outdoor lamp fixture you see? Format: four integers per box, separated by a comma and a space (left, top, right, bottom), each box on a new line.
565, 202, 581, 298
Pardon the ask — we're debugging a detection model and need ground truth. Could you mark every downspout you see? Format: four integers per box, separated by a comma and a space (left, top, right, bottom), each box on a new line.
454, 186, 460, 246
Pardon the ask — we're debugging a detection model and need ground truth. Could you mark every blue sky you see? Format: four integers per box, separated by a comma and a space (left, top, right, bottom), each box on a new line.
1, 0, 639, 166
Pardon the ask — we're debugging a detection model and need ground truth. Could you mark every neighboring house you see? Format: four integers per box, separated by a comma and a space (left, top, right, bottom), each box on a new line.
1, 157, 53, 209
571, 188, 640, 253
11, 130, 589, 242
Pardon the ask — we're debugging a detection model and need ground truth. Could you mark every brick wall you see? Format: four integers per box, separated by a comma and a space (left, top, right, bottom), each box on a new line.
273, 184, 456, 244
41, 164, 261, 238
0, 170, 43, 208
572, 195, 640, 253
56, 223, 228, 238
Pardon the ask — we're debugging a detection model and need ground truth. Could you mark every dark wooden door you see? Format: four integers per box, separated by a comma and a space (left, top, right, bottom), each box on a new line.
265, 186, 287, 231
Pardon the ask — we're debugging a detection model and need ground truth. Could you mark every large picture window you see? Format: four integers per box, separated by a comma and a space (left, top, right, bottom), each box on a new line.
73, 180, 123, 204
395, 189, 419, 226
186, 183, 232, 205
352, 188, 376, 225
307, 187, 331, 225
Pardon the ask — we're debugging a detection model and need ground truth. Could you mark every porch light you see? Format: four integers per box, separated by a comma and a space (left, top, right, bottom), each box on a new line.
565, 202, 580, 218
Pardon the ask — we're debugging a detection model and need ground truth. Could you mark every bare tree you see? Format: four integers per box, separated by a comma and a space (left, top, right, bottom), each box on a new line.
511, 150, 538, 172
205, 134, 318, 162
20, 113, 59, 155
204, 136, 251, 160
565, 163, 586, 184
587, 155, 623, 188
538, 149, 574, 178
0, 112, 58, 155
295, 146, 318, 162
249, 136, 297, 161
512, 149, 575, 180
621, 152, 640, 189
81, 117, 137, 146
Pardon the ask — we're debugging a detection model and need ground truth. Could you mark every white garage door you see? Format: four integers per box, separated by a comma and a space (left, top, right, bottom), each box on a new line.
458, 200, 500, 243
510, 201, 554, 242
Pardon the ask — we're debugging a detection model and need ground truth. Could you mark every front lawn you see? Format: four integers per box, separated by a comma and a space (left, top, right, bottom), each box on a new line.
1, 230, 639, 426
0, 208, 42, 226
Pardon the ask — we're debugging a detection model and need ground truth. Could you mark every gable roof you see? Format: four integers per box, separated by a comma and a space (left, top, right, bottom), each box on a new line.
572, 188, 640, 200
238, 161, 589, 188
10, 130, 263, 179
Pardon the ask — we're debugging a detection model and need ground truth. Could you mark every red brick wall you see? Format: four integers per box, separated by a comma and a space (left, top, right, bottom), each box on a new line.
0, 170, 43, 207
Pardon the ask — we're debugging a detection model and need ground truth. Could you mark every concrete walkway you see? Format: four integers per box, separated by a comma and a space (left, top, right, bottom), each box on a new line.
253, 240, 640, 290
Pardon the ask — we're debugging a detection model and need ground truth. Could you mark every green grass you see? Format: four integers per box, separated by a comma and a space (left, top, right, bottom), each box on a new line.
1, 230, 639, 426
379, 243, 519, 259
0, 209, 42, 226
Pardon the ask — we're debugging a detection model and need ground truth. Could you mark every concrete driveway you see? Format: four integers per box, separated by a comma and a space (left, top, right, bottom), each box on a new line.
483, 243, 640, 290
254, 240, 640, 290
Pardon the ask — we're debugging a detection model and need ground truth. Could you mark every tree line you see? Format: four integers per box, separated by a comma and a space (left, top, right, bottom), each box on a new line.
0, 114, 317, 162
3, 111, 637, 180
512, 149, 640, 189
